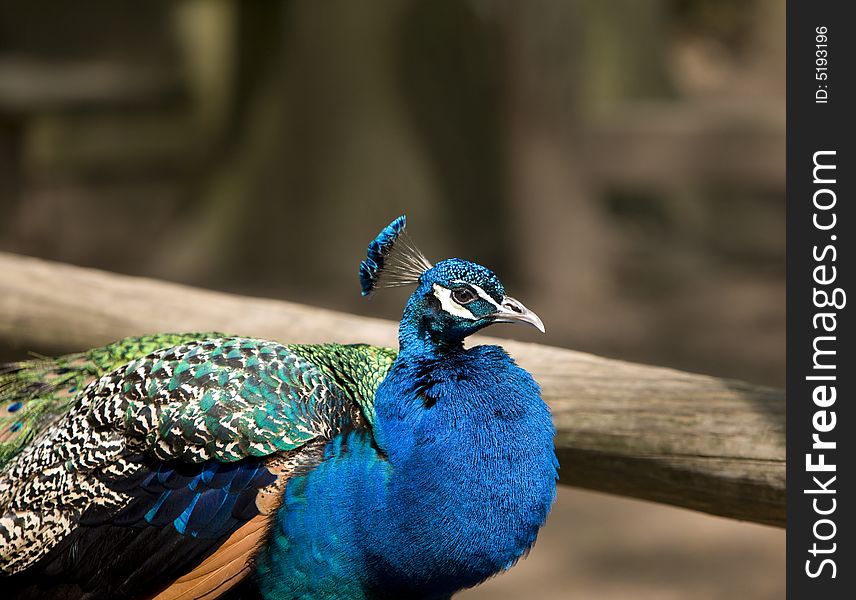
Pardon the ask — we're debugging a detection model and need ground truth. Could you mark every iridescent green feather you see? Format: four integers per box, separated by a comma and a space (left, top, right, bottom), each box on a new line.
0, 332, 222, 467
1, 334, 397, 468
288, 343, 397, 426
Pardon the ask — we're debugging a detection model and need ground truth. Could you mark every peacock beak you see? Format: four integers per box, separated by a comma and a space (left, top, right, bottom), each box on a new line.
491, 296, 546, 333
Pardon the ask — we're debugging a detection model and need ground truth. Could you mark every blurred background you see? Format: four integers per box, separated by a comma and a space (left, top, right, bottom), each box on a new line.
0, 1, 784, 598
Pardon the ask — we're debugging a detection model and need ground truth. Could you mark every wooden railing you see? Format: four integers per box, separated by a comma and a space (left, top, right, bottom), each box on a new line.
0, 252, 785, 527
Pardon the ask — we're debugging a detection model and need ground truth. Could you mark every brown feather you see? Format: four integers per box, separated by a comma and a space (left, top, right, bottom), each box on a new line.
150, 515, 270, 600
149, 453, 304, 600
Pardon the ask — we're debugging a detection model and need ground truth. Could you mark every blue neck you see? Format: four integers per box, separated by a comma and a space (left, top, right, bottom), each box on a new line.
397, 292, 467, 358
361, 316, 558, 596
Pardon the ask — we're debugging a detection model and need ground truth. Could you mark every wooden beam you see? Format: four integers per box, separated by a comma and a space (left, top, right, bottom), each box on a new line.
0, 252, 785, 527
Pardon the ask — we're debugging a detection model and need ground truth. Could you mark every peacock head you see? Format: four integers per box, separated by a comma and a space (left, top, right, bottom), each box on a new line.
360, 216, 544, 349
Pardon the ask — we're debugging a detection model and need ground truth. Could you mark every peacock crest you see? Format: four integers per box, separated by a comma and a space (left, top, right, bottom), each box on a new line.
359, 215, 433, 296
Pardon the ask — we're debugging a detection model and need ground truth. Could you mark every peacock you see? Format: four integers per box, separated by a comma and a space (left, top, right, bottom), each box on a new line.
0, 216, 558, 600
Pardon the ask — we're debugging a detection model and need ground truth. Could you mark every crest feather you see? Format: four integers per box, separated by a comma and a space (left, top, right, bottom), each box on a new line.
360, 215, 432, 296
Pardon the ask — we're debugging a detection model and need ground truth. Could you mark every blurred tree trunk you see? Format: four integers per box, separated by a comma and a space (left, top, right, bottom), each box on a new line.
153, 0, 516, 315
576, 0, 674, 110
394, 0, 510, 271
149, 0, 283, 284
0, 120, 21, 217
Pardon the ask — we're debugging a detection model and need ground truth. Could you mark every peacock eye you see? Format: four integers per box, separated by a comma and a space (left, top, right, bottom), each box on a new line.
451, 287, 476, 305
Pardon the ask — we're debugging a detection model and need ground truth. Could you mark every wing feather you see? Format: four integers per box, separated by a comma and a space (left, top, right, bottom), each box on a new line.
0, 335, 391, 599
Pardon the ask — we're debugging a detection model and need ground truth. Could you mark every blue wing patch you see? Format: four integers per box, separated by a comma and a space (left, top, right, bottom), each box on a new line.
83, 456, 277, 539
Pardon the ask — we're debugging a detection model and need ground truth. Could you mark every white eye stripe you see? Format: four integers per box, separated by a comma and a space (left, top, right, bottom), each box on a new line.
450, 280, 502, 309
432, 284, 478, 320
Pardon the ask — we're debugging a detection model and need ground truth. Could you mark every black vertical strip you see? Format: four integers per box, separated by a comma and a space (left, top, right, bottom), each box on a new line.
787, 2, 855, 598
